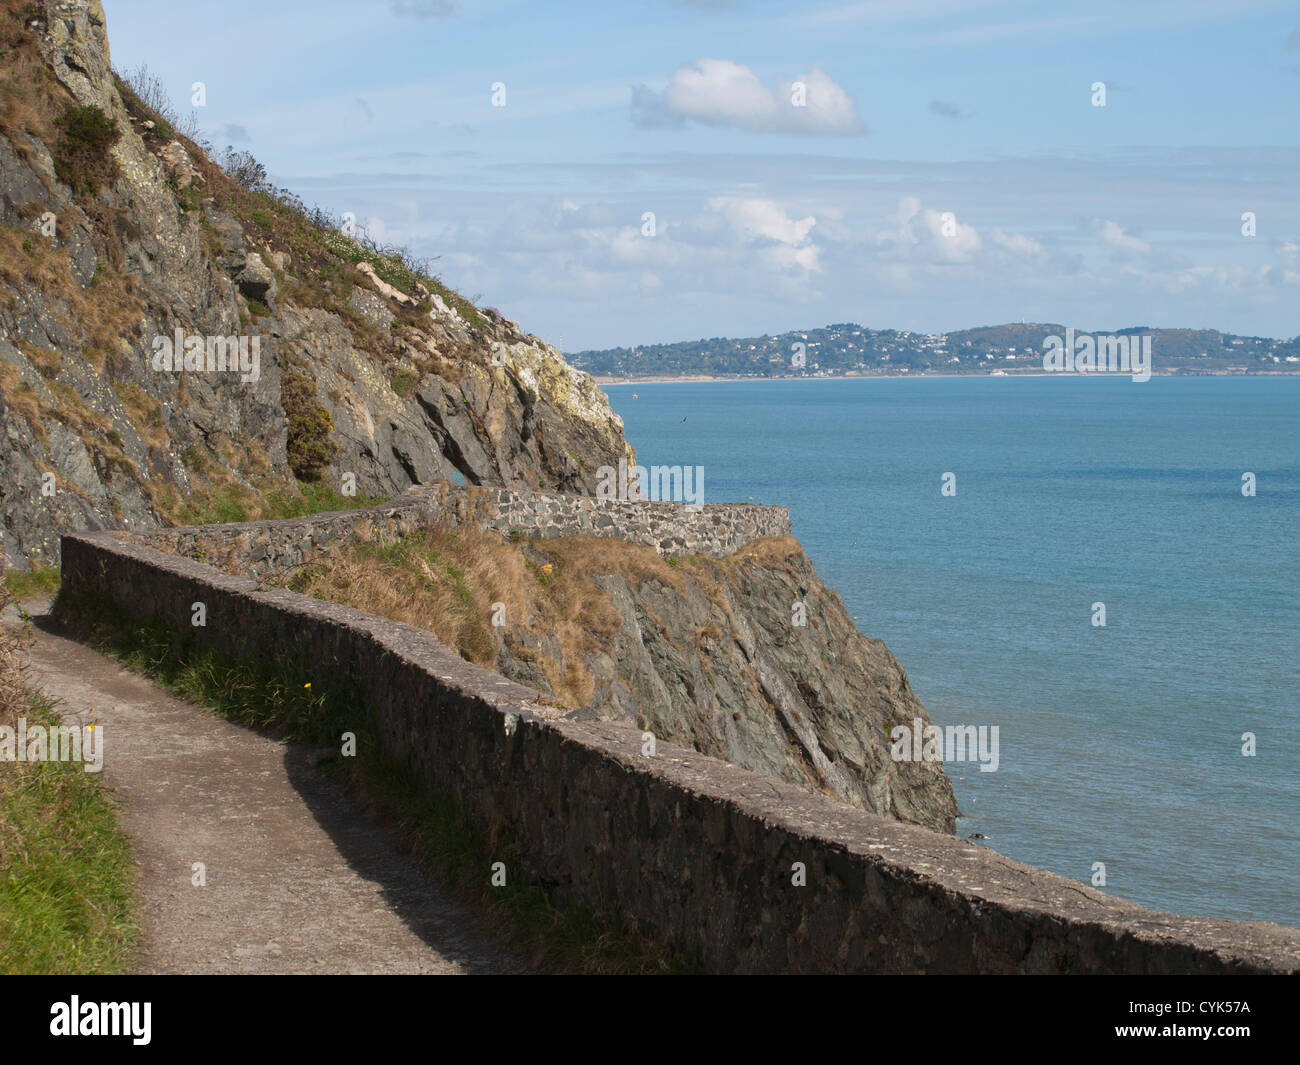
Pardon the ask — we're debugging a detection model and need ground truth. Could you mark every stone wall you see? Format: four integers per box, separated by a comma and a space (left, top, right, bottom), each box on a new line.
122, 484, 792, 579
57, 530, 1300, 974
478, 487, 791, 556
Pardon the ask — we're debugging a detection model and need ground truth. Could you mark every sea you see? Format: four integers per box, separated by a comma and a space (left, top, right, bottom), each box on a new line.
603, 374, 1300, 928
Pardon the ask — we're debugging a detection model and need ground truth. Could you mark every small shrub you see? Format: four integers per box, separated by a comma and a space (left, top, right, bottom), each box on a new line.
174, 180, 204, 213
218, 145, 270, 193
52, 103, 120, 195
282, 371, 337, 479
118, 65, 175, 139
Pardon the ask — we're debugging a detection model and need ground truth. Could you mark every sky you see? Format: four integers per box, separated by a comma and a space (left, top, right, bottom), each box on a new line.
102, 0, 1299, 350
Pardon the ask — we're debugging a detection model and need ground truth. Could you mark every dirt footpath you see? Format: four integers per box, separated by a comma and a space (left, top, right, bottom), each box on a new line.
7, 601, 531, 974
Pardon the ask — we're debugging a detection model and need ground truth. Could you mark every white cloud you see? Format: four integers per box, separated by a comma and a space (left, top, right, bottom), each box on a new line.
635, 59, 865, 135
707, 196, 817, 245
1093, 218, 1151, 255
707, 196, 821, 270
879, 196, 982, 262
991, 228, 1046, 258
317, 153, 1299, 346
1268, 240, 1300, 285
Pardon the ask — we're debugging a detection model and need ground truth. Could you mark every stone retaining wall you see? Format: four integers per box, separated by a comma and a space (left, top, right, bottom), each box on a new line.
123, 484, 792, 579
57, 530, 1300, 974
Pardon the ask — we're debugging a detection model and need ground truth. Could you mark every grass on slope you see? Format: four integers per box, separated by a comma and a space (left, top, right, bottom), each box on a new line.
279, 525, 685, 709
166, 477, 389, 528
1, 565, 60, 602
0, 586, 136, 974
281, 525, 799, 711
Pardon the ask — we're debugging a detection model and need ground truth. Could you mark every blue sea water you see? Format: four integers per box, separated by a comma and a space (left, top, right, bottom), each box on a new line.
604, 375, 1300, 928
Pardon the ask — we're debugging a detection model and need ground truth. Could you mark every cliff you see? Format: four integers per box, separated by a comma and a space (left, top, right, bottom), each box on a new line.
0, 0, 959, 835
491, 535, 959, 832
0, 0, 632, 568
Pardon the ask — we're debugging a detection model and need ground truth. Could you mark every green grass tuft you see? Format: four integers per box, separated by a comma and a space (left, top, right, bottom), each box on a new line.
1, 580, 136, 975
1, 566, 61, 601
0, 689, 138, 974
172, 479, 386, 528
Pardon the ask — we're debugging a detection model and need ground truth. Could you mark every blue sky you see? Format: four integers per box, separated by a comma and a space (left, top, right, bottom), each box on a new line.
103, 0, 1299, 349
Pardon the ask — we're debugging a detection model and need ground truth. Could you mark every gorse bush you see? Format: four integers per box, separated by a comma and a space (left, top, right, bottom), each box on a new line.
52, 103, 120, 195
282, 370, 337, 479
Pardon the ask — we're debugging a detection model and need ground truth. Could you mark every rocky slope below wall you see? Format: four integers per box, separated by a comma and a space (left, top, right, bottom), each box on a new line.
0, 0, 631, 569
228, 495, 959, 835
496, 536, 960, 833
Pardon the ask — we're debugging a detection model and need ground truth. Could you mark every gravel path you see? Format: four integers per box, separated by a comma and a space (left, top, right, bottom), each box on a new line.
7, 601, 531, 974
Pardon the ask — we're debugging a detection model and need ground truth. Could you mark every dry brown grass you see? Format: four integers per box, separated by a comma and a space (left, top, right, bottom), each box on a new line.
716, 535, 803, 575
0, 225, 68, 294
287, 524, 531, 665
0, 1, 62, 150
283, 528, 678, 708
0, 359, 47, 442
0, 348, 139, 494
111, 380, 167, 450
0, 223, 143, 358
78, 265, 143, 361
15, 340, 61, 379
0, 220, 146, 473
287, 528, 790, 712
539, 535, 688, 596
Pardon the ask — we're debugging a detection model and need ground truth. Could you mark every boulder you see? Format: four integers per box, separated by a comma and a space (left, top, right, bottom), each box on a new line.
235, 252, 276, 302
157, 141, 198, 188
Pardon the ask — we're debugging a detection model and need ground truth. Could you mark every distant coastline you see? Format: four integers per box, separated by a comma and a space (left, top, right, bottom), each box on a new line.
593, 369, 1300, 385
574, 321, 1300, 381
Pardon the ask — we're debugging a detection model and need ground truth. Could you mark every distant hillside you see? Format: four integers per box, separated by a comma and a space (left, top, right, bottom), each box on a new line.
571, 322, 1300, 378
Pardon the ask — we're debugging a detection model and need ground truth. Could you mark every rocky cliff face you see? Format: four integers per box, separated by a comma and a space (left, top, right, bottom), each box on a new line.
495, 536, 960, 833
0, 0, 961, 833
0, 0, 631, 569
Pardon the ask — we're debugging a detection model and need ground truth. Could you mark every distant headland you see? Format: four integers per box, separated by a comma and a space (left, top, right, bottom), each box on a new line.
571, 321, 1300, 381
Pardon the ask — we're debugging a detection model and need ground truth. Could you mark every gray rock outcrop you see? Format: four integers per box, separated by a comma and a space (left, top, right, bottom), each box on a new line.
0, 0, 632, 570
